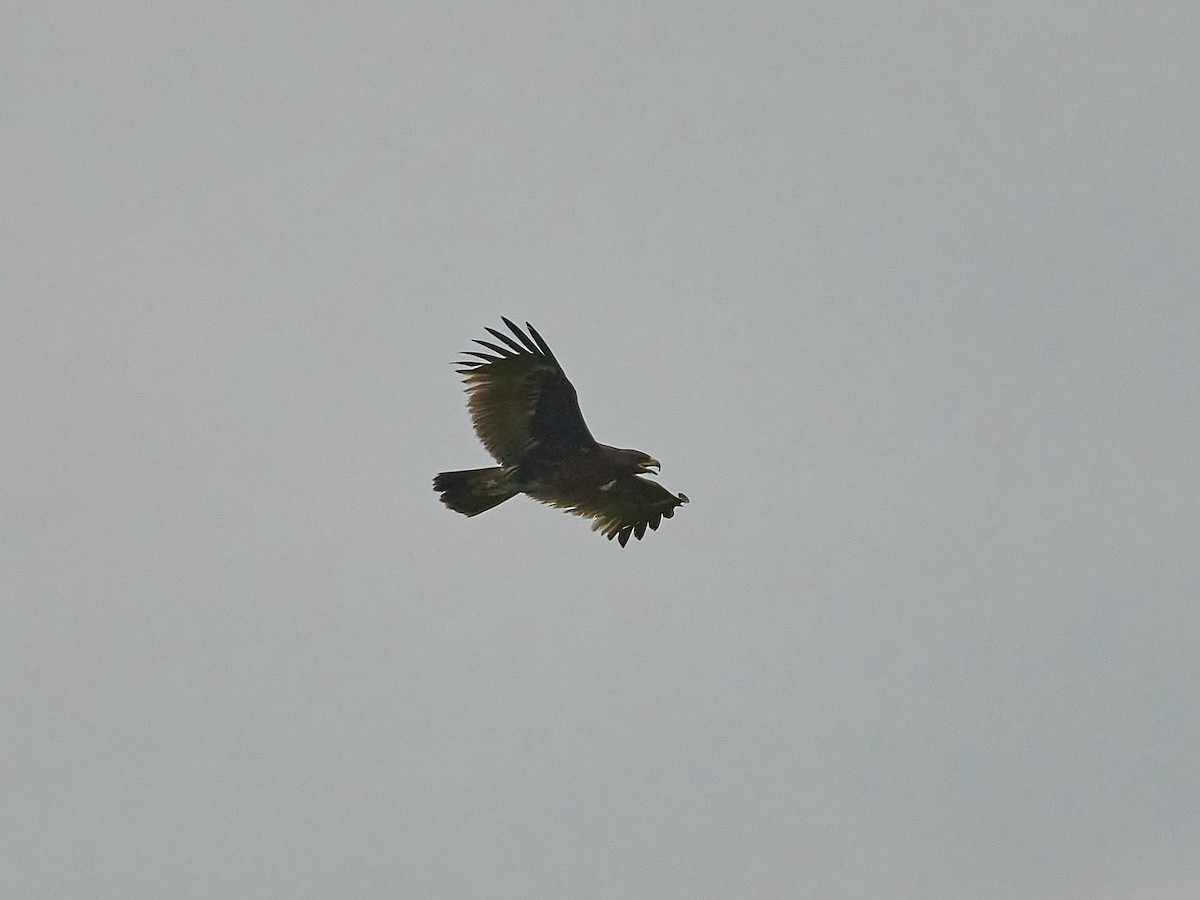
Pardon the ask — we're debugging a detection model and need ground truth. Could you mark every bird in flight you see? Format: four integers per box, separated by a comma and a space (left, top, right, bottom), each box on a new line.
434, 318, 688, 546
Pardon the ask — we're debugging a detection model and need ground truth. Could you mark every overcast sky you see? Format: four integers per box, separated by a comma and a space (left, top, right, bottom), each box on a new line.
5, 3, 1199, 898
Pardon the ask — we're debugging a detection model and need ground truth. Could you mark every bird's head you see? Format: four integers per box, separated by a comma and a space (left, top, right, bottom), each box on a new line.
606, 446, 661, 476
636, 453, 661, 475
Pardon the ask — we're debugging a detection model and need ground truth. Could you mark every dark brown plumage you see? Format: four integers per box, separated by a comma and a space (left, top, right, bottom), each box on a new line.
433, 318, 688, 546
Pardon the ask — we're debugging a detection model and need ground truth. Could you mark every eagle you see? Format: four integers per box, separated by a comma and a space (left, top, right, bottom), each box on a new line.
433, 318, 688, 546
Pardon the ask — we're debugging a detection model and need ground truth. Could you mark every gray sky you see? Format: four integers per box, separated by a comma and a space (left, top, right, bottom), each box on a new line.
5, 3, 1199, 898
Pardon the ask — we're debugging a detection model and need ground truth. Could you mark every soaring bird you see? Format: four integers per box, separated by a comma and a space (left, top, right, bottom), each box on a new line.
433, 318, 688, 546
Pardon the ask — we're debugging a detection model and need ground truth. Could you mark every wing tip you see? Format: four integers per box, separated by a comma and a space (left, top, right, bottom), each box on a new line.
501, 317, 541, 355
525, 322, 555, 359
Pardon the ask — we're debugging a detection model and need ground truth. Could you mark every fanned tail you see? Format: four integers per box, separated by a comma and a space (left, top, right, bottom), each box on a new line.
433, 467, 518, 516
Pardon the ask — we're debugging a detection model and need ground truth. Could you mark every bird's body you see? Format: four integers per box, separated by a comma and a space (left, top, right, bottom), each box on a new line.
434, 318, 688, 546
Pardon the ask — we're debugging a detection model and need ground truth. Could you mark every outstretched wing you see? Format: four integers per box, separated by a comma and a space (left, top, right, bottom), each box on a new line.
530, 476, 690, 547
455, 318, 596, 466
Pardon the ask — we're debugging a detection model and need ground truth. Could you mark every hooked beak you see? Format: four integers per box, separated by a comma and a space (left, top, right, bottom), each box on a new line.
639, 457, 661, 474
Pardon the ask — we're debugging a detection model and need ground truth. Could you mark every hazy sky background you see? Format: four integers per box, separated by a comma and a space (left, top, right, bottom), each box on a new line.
5, 3, 1199, 898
